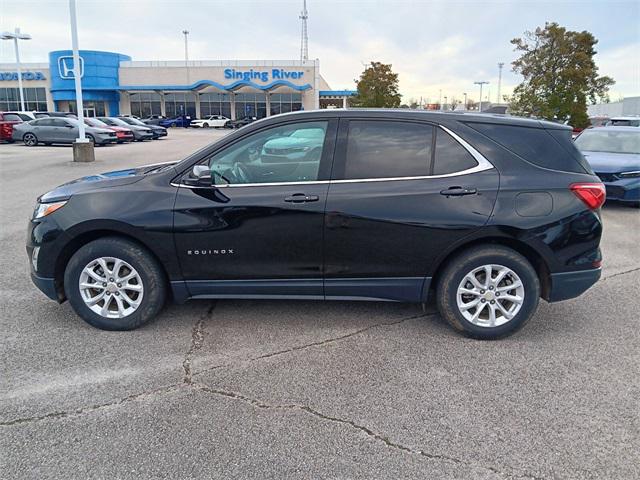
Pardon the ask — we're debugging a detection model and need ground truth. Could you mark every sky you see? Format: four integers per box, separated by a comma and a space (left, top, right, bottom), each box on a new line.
1, 0, 638, 104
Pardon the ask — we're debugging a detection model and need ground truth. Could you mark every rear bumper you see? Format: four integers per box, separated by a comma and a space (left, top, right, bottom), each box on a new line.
548, 268, 601, 302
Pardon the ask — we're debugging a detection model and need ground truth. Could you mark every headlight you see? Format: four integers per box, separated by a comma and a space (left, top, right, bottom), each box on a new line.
34, 201, 67, 219
618, 170, 640, 178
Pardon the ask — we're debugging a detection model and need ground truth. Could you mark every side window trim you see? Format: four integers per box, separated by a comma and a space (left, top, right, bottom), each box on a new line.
331, 119, 493, 183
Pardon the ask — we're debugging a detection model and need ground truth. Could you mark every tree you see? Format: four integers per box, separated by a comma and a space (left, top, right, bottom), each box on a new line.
508, 22, 614, 128
351, 62, 402, 108
449, 97, 458, 110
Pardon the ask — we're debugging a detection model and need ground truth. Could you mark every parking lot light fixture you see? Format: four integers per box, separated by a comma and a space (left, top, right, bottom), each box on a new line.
1, 28, 32, 111
474, 81, 489, 112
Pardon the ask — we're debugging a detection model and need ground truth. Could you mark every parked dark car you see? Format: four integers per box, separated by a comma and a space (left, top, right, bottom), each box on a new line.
97, 117, 154, 141
117, 116, 168, 139
575, 126, 640, 207
13, 117, 117, 145
0, 112, 26, 143
225, 116, 256, 129
27, 110, 604, 339
159, 116, 191, 128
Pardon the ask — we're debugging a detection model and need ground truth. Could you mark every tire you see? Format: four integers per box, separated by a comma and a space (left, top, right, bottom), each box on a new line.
64, 237, 167, 330
171, 122, 176, 128
203, 123, 209, 128
436, 245, 540, 340
85, 134, 95, 144
23, 133, 38, 146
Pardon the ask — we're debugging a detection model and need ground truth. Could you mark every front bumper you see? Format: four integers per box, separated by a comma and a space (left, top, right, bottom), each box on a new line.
548, 268, 601, 302
596, 174, 640, 203
30, 271, 60, 301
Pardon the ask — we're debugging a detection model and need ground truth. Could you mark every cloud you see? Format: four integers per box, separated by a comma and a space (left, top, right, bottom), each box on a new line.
1, 0, 637, 102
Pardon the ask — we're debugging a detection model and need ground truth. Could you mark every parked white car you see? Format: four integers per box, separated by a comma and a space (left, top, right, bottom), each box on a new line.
190, 115, 230, 128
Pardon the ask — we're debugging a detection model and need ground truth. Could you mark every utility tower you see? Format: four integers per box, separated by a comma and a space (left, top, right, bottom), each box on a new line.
497, 62, 504, 103
299, 0, 309, 62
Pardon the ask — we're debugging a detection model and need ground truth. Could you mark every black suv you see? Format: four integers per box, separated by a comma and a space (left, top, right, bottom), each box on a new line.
27, 110, 604, 339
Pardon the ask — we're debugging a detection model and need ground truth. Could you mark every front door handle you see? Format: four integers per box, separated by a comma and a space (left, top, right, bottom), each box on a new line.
440, 186, 478, 197
284, 193, 320, 203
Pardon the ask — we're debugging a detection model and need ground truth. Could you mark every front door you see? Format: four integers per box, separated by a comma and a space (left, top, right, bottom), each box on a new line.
173, 118, 337, 298
323, 119, 499, 302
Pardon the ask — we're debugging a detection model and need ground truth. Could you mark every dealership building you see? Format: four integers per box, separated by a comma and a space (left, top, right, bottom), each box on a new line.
0, 50, 355, 119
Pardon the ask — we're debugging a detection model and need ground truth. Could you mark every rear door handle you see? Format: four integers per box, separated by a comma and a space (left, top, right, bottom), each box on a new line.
440, 186, 477, 197
284, 193, 319, 203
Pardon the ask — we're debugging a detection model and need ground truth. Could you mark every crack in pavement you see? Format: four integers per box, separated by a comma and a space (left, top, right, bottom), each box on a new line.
192, 312, 435, 379
191, 382, 545, 480
602, 266, 640, 281
0, 384, 182, 427
1, 309, 427, 428
182, 301, 217, 384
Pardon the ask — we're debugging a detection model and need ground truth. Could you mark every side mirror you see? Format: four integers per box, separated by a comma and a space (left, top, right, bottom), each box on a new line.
183, 165, 212, 187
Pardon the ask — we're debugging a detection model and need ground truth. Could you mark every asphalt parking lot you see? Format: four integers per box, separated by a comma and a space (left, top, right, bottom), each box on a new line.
1, 128, 639, 479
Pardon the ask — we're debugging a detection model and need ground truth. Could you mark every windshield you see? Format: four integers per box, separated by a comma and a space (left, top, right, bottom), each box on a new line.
575, 130, 640, 155
120, 117, 145, 126
85, 118, 109, 128
101, 117, 129, 127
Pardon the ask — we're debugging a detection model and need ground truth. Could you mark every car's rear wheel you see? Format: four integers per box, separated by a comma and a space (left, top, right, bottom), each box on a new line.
85, 134, 95, 145
64, 237, 166, 330
203, 123, 209, 128
23, 133, 38, 146
436, 245, 540, 340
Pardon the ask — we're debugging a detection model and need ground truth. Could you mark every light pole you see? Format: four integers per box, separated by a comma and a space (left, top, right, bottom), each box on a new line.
182, 30, 189, 65
438, 89, 442, 110
182, 29, 189, 83
474, 81, 489, 112
1, 28, 32, 111
497, 62, 504, 103
463, 92, 467, 110
68, 0, 93, 162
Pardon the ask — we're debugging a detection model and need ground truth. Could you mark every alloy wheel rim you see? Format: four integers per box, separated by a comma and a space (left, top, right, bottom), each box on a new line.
456, 264, 525, 327
79, 257, 144, 319
25, 134, 35, 145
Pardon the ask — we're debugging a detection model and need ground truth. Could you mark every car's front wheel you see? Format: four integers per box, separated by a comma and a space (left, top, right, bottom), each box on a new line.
436, 245, 540, 339
23, 133, 38, 146
64, 237, 167, 330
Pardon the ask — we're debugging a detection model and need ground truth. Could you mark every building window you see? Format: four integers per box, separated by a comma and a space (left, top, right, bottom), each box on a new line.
199, 92, 231, 118
165, 92, 196, 118
0, 87, 47, 111
270, 93, 302, 116
234, 93, 267, 119
129, 92, 162, 118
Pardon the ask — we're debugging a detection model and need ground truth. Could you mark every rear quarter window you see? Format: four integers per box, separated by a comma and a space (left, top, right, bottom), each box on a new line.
465, 122, 589, 174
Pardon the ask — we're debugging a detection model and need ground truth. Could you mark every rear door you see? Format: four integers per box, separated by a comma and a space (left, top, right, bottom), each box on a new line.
323, 118, 499, 302
173, 118, 338, 298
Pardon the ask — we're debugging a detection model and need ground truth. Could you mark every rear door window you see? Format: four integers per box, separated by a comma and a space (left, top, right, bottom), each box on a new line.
433, 128, 478, 175
340, 121, 433, 180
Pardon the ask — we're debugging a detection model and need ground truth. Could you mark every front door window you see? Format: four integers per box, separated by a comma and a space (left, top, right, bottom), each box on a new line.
205, 121, 328, 185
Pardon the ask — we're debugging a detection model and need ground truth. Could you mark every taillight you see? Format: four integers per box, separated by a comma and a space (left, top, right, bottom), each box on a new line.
570, 183, 606, 210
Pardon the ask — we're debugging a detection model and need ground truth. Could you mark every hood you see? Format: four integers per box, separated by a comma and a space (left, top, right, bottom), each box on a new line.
126, 124, 150, 132
582, 151, 640, 174
39, 162, 177, 203
108, 126, 132, 133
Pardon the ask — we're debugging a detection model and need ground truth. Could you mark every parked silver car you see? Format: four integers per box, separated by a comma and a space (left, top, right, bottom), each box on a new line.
97, 117, 154, 141
12, 117, 117, 146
